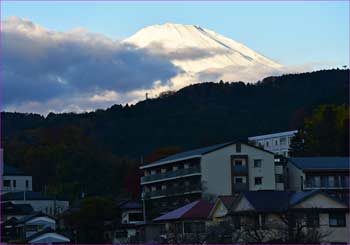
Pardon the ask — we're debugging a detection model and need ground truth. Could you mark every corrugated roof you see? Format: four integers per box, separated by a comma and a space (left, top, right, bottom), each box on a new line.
289, 190, 319, 206
153, 200, 213, 222
145, 142, 233, 166
289, 157, 350, 170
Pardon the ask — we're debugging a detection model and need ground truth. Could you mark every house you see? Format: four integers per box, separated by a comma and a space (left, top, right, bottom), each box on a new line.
209, 195, 239, 223
1, 201, 34, 220
140, 141, 285, 219
249, 130, 298, 157
153, 200, 213, 243
2, 211, 70, 244
287, 157, 350, 201
26, 227, 71, 244
2, 164, 33, 194
230, 190, 349, 244
104, 200, 144, 243
1, 191, 69, 217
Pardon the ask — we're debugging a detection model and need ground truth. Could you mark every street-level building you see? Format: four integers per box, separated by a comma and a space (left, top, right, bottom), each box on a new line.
287, 157, 350, 202
248, 130, 298, 157
2, 164, 33, 194
230, 190, 349, 244
140, 141, 284, 218
1, 191, 69, 217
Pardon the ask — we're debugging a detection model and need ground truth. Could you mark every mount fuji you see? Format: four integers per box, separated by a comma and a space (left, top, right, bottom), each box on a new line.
124, 23, 284, 88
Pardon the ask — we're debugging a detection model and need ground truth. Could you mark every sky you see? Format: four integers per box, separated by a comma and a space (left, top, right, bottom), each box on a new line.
1, 1, 349, 114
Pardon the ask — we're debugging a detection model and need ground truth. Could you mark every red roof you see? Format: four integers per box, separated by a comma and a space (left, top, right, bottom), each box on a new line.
154, 200, 213, 222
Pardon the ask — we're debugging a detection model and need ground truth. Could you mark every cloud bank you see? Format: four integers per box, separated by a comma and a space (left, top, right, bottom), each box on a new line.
2, 17, 181, 113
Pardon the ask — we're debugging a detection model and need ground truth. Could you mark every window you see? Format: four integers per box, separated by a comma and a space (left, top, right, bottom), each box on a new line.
306, 213, 319, 227
12, 180, 16, 188
129, 212, 144, 222
254, 177, 262, 185
26, 180, 29, 188
274, 139, 279, 146
275, 174, 284, 183
266, 141, 269, 147
254, 159, 262, 168
234, 160, 243, 166
328, 176, 335, 187
329, 213, 346, 227
3, 180, 11, 187
236, 143, 241, 153
280, 137, 286, 145
235, 177, 243, 184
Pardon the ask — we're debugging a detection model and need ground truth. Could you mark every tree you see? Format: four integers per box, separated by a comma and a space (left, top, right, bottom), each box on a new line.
290, 104, 349, 156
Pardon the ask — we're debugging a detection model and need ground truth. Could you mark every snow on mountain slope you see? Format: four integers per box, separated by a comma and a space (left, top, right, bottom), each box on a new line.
124, 23, 283, 79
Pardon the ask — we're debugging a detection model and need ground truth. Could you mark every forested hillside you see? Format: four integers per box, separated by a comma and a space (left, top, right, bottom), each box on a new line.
1, 69, 349, 200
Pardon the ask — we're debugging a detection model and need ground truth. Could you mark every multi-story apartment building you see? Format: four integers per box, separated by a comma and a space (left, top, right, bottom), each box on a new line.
248, 130, 298, 157
287, 157, 350, 201
140, 141, 285, 217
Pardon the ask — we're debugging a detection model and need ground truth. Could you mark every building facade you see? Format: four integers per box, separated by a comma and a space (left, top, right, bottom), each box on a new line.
248, 130, 298, 157
287, 157, 350, 202
2, 164, 33, 194
140, 141, 285, 218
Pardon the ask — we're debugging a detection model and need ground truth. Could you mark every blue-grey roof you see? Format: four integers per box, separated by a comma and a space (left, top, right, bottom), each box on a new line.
237, 190, 346, 213
145, 142, 234, 166
289, 157, 350, 170
242, 191, 290, 212
16, 211, 50, 224
119, 201, 142, 209
3, 164, 27, 176
1, 191, 54, 201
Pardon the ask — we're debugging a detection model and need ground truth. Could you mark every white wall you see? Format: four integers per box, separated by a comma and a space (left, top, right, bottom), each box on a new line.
11, 200, 69, 216
2, 175, 33, 193
201, 143, 276, 196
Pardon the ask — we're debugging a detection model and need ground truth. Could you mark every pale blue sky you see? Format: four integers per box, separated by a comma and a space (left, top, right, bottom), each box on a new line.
2, 1, 349, 67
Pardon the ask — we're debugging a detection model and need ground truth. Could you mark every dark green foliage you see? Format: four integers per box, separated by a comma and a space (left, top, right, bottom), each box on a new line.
290, 104, 349, 156
1, 69, 349, 199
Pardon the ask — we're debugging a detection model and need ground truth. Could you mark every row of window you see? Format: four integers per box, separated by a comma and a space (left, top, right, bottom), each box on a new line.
234, 177, 263, 185
256, 136, 293, 148
3, 179, 30, 188
233, 159, 263, 168
305, 175, 350, 188
144, 180, 200, 193
144, 162, 199, 176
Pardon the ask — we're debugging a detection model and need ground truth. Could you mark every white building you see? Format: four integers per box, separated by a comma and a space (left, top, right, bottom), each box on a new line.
2, 164, 33, 194
140, 141, 285, 217
1, 191, 69, 217
248, 130, 298, 157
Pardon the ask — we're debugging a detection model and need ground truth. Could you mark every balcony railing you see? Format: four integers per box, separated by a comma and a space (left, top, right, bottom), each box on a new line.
143, 184, 202, 199
141, 166, 201, 183
232, 165, 248, 175
304, 181, 350, 189
233, 182, 249, 192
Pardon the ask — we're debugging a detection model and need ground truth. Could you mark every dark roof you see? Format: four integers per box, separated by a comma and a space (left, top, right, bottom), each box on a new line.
154, 200, 213, 222
241, 191, 290, 213
1, 191, 55, 201
3, 164, 28, 176
218, 195, 239, 211
143, 141, 274, 167
119, 200, 142, 209
234, 190, 346, 213
1, 201, 34, 215
15, 211, 55, 224
146, 142, 233, 166
26, 227, 54, 241
289, 157, 350, 170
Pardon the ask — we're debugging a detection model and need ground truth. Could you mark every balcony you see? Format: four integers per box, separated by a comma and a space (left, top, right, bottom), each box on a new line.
232, 165, 248, 175
141, 166, 201, 184
233, 183, 249, 192
304, 181, 350, 189
143, 184, 202, 199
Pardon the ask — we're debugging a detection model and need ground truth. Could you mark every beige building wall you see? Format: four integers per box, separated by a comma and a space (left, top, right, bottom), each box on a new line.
201, 143, 276, 196
286, 161, 304, 191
